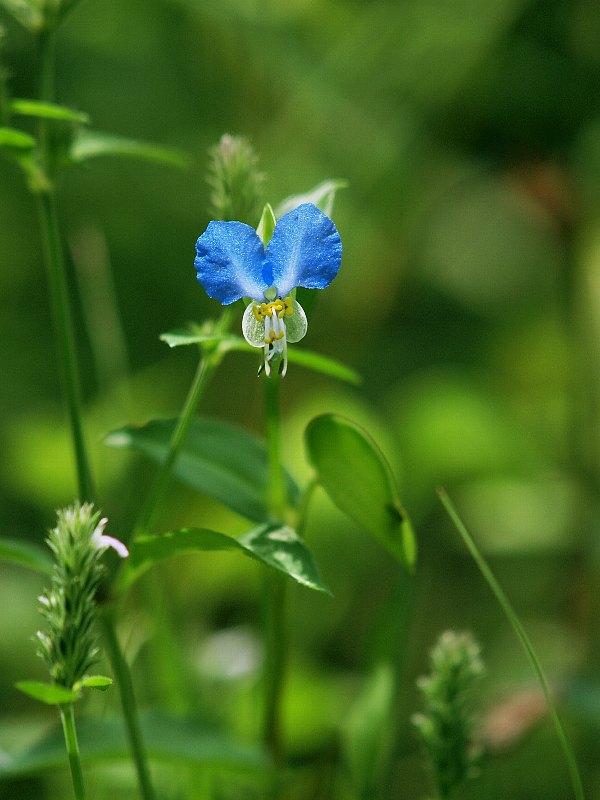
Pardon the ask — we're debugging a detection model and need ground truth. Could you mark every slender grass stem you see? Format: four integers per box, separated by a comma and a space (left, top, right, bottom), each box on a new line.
262, 371, 288, 766
60, 703, 87, 800
36, 188, 94, 501
35, 23, 94, 502
100, 608, 157, 800
437, 487, 585, 800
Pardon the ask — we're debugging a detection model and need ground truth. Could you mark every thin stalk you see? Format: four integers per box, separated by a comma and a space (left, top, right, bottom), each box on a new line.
37, 188, 94, 501
262, 371, 288, 765
133, 311, 232, 538
100, 608, 157, 800
60, 703, 87, 800
35, 23, 94, 502
437, 487, 585, 800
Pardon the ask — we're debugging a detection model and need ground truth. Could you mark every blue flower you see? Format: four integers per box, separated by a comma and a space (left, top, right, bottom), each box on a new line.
194, 203, 342, 376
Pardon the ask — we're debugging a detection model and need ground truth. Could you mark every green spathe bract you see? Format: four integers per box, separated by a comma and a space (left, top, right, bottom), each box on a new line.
305, 413, 416, 569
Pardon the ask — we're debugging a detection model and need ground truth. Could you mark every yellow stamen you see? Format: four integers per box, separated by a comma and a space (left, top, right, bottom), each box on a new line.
252, 296, 294, 322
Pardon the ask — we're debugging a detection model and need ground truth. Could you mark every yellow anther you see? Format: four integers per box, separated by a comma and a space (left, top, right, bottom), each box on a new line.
252, 296, 293, 323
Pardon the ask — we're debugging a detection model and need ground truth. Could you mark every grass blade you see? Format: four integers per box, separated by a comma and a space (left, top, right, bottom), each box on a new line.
437, 487, 585, 800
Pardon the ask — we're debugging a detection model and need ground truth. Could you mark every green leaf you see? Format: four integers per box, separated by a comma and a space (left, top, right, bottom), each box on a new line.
160, 329, 242, 350
104, 416, 299, 522
15, 681, 79, 706
256, 203, 276, 245
238, 524, 329, 592
74, 675, 112, 691
125, 524, 329, 593
159, 328, 360, 384
305, 414, 416, 569
0, 713, 266, 777
287, 348, 361, 385
0, 537, 52, 575
276, 179, 348, 218
10, 99, 90, 124
70, 130, 189, 168
0, 126, 36, 152
341, 664, 395, 795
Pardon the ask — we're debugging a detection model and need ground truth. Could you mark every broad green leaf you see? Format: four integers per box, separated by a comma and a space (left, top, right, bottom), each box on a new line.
256, 203, 276, 245
276, 179, 348, 218
105, 416, 299, 521
305, 414, 416, 569
160, 328, 360, 384
10, 99, 89, 124
70, 130, 188, 168
125, 524, 329, 593
74, 675, 112, 691
341, 664, 395, 795
15, 681, 79, 706
0, 537, 52, 575
0, 126, 36, 151
0, 713, 266, 777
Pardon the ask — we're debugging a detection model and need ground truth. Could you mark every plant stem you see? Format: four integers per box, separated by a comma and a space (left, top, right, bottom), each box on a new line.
37, 188, 95, 501
60, 703, 87, 800
35, 23, 94, 502
100, 608, 157, 800
262, 371, 288, 766
133, 311, 232, 538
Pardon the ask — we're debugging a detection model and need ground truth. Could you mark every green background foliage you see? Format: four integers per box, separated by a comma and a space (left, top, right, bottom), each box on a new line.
2, 0, 600, 797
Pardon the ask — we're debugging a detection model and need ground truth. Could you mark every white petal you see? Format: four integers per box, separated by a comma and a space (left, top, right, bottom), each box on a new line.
242, 303, 266, 348
285, 299, 308, 343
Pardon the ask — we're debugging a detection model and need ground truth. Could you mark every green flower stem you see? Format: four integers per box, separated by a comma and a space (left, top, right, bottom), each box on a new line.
265, 372, 286, 521
133, 310, 232, 538
36, 188, 94, 501
262, 371, 288, 766
100, 608, 157, 800
60, 703, 87, 800
438, 488, 585, 800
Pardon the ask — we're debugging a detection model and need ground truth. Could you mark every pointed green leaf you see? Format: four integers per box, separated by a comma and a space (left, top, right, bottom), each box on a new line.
276, 179, 348, 218
125, 524, 329, 592
239, 524, 329, 592
10, 99, 90, 124
305, 414, 416, 569
74, 675, 112, 691
159, 328, 360, 384
159, 329, 242, 350
0, 713, 266, 777
0, 537, 52, 575
105, 416, 299, 521
127, 528, 242, 579
70, 130, 188, 168
256, 203, 276, 246
15, 681, 79, 706
286, 349, 361, 385
0, 126, 36, 151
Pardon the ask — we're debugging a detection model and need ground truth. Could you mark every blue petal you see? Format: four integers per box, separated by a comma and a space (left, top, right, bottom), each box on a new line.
195, 221, 268, 304
266, 203, 342, 298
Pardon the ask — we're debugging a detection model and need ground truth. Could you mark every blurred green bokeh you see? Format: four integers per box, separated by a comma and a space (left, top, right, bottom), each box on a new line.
3, 0, 600, 797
